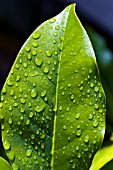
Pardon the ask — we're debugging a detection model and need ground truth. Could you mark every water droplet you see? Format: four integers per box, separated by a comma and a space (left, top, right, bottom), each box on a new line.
26, 120, 30, 125
76, 130, 82, 137
79, 86, 83, 91
89, 69, 93, 74
90, 82, 94, 88
49, 18, 56, 23
95, 104, 99, 110
25, 46, 31, 52
2, 87, 7, 94
57, 44, 62, 51
41, 143, 44, 149
53, 32, 58, 36
88, 113, 93, 120
16, 75, 20, 82
63, 125, 67, 130
68, 84, 71, 88
75, 113, 80, 119
45, 50, 52, 57
31, 88, 37, 98
76, 146, 79, 151
9, 118, 13, 124
27, 54, 32, 60
61, 36, 64, 41
59, 106, 62, 111
3, 141, 11, 150
31, 134, 35, 139
41, 90, 47, 97
20, 98, 26, 104
55, 26, 60, 30
29, 112, 34, 118
77, 152, 81, 158
32, 50, 37, 56
32, 42, 39, 47
35, 103, 46, 112
62, 27, 65, 32
20, 107, 25, 113
93, 119, 99, 128
94, 86, 99, 92
43, 67, 49, 74
71, 94, 74, 100
35, 58, 43, 67
6, 80, 14, 86
12, 163, 19, 170
26, 149, 32, 157
84, 135, 90, 143
72, 164, 75, 169
32, 31, 41, 39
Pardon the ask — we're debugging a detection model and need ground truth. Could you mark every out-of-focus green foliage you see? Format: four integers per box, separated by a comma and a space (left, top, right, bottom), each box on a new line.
86, 26, 113, 169
86, 26, 113, 134
90, 145, 113, 170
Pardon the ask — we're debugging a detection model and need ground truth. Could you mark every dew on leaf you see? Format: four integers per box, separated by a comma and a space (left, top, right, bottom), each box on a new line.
95, 104, 99, 110
29, 112, 34, 118
20, 98, 26, 104
63, 125, 67, 130
8, 118, 13, 124
35, 103, 46, 112
32, 42, 39, 47
31, 88, 37, 98
25, 46, 31, 52
76, 146, 79, 151
35, 58, 43, 67
26, 149, 32, 157
26, 120, 30, 125
3, 141, 11, 150
32, 31, 41, 39
77, 153, 81, 158
32, 50, 37, 56
53, 32, 58, 36
27, 54, 32, 60
93, 119, 99, 128
84, 135, 90, 143
45, 50, 52, 57
88, 113, 93, 120
75, 113, 80, 119
57, 44, 62, 51
49, 18, 56, 23
94, 86, 99, 92
43, 67, 49, 74
76, 130, 82, 137
2, 87, 7, 94
12, 163, 19, 170
6, 80, 14, 86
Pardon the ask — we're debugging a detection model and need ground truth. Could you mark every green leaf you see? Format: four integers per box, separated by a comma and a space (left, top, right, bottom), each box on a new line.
0, 4, 106, 170
90, 145, 113, 170
0, 156, 12, 170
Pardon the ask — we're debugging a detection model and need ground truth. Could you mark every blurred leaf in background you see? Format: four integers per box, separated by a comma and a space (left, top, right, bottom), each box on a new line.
86, 26, 113, 137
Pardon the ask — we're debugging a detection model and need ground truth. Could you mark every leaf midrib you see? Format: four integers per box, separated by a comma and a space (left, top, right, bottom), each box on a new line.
50, 6, 73, 170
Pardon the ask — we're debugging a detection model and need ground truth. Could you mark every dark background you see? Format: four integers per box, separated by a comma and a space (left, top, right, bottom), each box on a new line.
0, 0, 113, 168
0, 0, 113, 89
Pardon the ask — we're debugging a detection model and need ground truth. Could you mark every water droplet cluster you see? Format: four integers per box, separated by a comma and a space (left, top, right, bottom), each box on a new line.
0, 4, 105, 170
0, 6, 72, 170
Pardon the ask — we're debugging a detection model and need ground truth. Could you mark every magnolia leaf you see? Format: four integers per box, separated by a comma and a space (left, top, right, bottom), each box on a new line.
0, 4, 106, 170
90, 145, 113, 170
0, 157, 13, 170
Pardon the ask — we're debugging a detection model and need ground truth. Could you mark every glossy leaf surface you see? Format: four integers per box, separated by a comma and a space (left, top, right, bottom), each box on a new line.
0, 4, 105, 170
0, 157, 12, 170
90, 145, 113, 170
